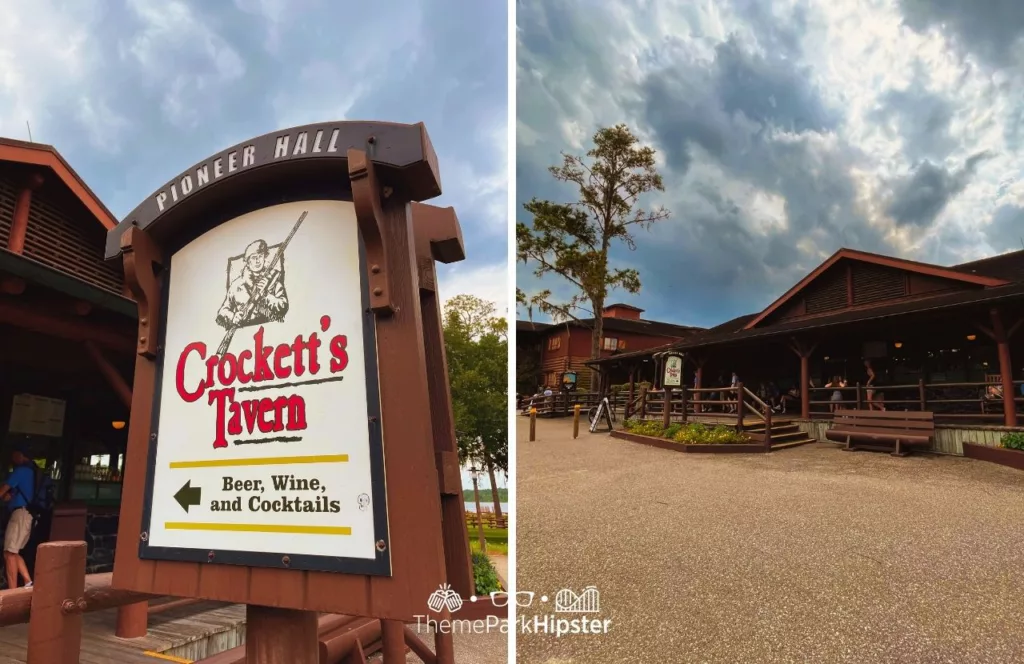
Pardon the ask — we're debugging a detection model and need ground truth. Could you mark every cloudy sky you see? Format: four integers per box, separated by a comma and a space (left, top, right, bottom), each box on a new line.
0, 0, 508, 313
517, 0, 1024, 328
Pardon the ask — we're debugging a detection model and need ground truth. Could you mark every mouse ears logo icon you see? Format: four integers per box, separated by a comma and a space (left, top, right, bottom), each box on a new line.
426, 583, 464, 613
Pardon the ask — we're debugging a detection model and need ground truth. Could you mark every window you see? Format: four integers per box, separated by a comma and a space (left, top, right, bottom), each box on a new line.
603, 337, 619, 351
547, 336, 561, 351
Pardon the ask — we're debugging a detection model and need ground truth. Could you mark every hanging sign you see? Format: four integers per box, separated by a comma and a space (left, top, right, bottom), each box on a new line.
663, 354, 684, 387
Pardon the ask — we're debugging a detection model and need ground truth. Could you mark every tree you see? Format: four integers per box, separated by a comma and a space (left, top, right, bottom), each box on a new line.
443, 295, 507, 516
517, 124, 669, 392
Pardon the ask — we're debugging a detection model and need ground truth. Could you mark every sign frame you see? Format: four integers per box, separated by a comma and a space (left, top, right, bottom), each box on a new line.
135, 224, 392, 575
663, 353, 684, 387
110, 121, 450, 621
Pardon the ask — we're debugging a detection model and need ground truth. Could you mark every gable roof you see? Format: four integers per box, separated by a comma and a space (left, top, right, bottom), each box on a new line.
953, 249, 1024, 283
0, 138, 118, 230
742, 248, 1009, 330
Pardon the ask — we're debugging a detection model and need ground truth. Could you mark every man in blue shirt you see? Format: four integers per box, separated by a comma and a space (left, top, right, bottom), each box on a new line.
0, 445, 35, 589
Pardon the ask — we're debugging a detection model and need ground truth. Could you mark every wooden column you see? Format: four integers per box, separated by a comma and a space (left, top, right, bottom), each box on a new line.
410, 202, 474, 598
978, 309, 1021, 427
83, 341, 132, 409
245, 605, 318, 664
788, 339, 818, 420
7, 173, 44, 255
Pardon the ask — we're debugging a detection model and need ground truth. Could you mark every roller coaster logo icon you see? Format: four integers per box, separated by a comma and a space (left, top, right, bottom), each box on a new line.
555, 586, 600, 613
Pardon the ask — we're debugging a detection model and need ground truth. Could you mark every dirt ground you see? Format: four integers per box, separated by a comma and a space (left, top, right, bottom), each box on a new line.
516, 418, 1024, 663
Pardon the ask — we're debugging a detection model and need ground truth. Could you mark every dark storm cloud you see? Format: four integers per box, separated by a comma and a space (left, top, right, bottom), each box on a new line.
870, 74, 957, 162
885, 152, 991, 228
899, 0, 1024, 67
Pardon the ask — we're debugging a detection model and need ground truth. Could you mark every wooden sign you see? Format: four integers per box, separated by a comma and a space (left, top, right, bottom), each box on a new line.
141, 200, 389, 574
663, 354, 684, 387
109, 121, 449, 621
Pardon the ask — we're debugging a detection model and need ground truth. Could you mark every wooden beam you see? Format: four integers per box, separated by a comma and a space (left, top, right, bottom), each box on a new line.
974, 322, 996, 341
83, 341, 132, 408
0, 297, 135, 353
7, 173, 44, 255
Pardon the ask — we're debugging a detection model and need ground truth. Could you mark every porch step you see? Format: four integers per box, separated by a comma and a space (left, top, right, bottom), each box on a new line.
746, 422, 798, 435
770, 438, 816, 451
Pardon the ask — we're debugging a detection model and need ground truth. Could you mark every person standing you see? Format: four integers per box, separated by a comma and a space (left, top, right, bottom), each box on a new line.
0, 445, 36, 589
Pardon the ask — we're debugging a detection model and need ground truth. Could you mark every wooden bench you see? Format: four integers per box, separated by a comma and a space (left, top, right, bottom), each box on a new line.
825, 410, 934, 456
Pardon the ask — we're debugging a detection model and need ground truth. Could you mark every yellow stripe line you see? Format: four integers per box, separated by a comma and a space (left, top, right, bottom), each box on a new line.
164, 522, 352, 535
142, 651, 193, 664
169, 454, 348, 469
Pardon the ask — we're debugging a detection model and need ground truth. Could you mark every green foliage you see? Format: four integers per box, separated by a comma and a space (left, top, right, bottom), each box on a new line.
463, 488, 508, 502
444, 295, 508, 472
610, 381, 652, 394
672, 423, 748, 445
1001, 432, 1024, 450
517, 125, 670, 389
472, 552, 502, 594
622, 420, 748, 444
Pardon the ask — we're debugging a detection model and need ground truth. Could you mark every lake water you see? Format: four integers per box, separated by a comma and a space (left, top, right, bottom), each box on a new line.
464, 502, 509, 513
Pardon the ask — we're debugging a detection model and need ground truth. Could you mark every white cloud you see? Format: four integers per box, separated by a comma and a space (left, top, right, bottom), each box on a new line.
438, 261, 509, 317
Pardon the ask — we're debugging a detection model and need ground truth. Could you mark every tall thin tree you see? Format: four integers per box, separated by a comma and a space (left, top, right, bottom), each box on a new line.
517, 124, 669, 391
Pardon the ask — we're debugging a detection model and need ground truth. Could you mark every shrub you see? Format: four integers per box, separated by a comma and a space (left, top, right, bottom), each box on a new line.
472, 552, 501, 594
1001, 432, 1024, 451
672, 423, 747, 445
663, 423, 683, 439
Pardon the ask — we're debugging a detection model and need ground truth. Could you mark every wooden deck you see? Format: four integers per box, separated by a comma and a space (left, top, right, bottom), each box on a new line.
0, 601, 245, 664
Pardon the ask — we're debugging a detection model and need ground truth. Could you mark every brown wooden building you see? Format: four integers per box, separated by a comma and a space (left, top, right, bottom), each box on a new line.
516, 303, 702, 393
0, 138, 136, 587
590, 248, 1024, 454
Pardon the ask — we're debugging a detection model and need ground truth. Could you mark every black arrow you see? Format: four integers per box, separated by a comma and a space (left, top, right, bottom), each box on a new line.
174, 480, 202, 513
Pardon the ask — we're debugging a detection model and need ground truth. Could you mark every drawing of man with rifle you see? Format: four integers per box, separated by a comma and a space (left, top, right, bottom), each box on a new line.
215, 239, 290, 329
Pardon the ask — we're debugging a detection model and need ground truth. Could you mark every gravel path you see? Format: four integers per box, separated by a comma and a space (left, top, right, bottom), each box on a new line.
516, 418, 1024, 663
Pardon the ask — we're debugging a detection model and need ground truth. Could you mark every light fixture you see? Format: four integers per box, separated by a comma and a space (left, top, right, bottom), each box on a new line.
951, 348, 959, 353
824, 356, 830, 361
894, 342, 903, 349
966, 334, 976, 341
111, 421, 126, 430
983, 361, 989, 367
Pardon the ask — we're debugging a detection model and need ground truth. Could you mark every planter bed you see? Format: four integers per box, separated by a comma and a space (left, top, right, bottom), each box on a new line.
962, 442, 1024, 471
611, 430, 768, 454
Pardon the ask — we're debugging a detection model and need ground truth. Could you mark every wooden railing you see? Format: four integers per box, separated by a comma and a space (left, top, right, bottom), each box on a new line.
804, 379, 1024, 422
1, 541, 479, 663
464, 511, 508, 530
519, 391, 627, 418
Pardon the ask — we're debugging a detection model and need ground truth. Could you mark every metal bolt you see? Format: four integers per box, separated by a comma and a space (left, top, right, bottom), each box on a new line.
383, 186, 393, 198
150, 433, 157, 441
140, 317, 148, 325
61, 599, 77, 614
367, 136, 376, 145
375, 540, 387, 552
370, 264, 381, 274
139, 336, 147, 344
208, 551, 215, 561
368, 416, 378, 424
373, 287, 383, 296
281, 555, 291, 567
77, 598, 87, 612
140, 531, 149, 542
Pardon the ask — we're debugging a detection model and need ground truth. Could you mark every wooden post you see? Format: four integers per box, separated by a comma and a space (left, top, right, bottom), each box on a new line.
471, 473, 487, 554
434, 620, 455, 664
244, 605, 318, 664
918, 379, 927, 412
695, 364, 703, 413
663, 389, 672, 429
990, 308, 1018, 427
115, 601, 148, 639
735, 381, 744, 431
27, 541, 87, 664
800, 355, 810, 419
639, 385, 648, 418
626, 367, 636, 419
411, 202, 476, 598
381, 619, 406, 663
763, 406, 773, 451
856, 382, 863, 410
680, 383, 688, 423
573, 404, 581, 438
529, 408, 537, 441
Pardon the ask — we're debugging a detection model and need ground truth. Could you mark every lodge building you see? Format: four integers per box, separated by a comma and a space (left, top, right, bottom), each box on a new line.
0, 138, 136, 587
589, 248, 1024, 455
